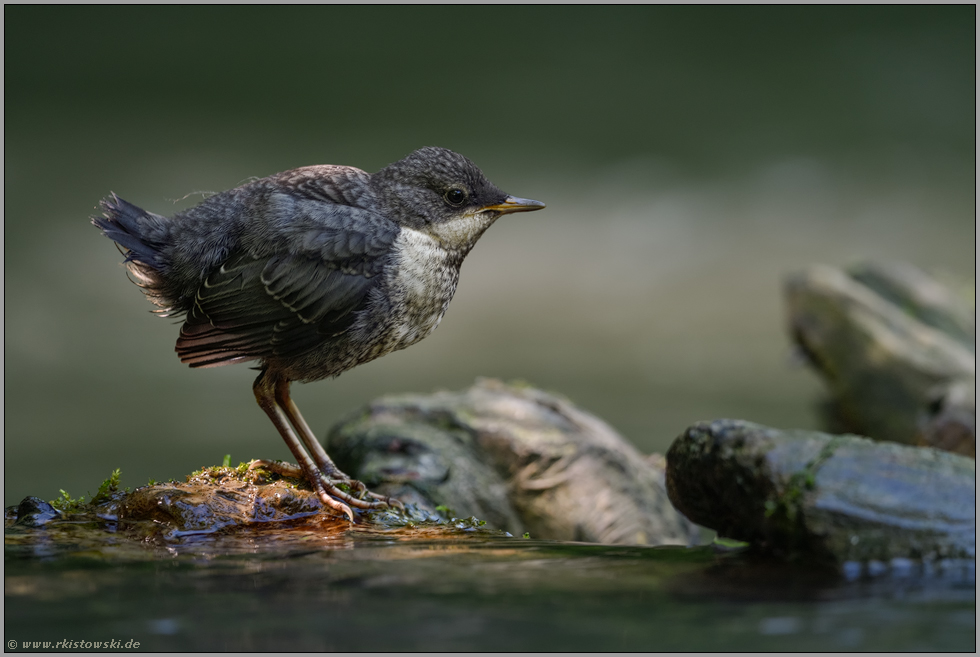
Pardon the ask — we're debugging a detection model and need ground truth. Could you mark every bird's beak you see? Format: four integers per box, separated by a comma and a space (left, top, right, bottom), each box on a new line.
481, 196, 546, 214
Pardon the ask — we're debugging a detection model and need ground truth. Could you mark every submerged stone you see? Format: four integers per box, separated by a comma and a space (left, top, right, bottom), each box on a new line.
666, 419, 975, 562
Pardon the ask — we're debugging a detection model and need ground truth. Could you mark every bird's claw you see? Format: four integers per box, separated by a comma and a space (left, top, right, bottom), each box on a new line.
316, 491, 354, 522
366, 491, 405, 510
248, 458, 400, 519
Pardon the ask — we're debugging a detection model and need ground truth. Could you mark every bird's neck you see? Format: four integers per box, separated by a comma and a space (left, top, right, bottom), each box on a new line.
421, 211, 498, 259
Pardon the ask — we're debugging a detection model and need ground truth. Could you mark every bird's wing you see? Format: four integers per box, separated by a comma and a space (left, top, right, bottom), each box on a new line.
175, 219, 397, 369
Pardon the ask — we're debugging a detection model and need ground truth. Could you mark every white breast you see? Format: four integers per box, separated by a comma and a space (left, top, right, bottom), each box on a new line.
384, 226, 460, 347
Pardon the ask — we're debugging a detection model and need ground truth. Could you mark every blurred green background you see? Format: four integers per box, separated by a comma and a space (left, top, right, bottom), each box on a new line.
4, 6, 974, 505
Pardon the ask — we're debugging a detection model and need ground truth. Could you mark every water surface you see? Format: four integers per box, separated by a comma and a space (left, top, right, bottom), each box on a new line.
5, 519, 975, 651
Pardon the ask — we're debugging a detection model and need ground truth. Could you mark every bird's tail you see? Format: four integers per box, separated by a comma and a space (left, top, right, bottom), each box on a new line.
92, 193, 178, 313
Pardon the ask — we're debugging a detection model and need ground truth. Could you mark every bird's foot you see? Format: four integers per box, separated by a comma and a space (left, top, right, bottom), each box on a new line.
248, 459, 403, 520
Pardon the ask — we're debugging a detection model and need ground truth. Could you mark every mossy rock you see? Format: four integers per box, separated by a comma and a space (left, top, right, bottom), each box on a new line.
666, 419, 976, 562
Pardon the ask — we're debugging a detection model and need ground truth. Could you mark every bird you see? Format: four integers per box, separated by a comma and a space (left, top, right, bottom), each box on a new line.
92, 146, 545, 521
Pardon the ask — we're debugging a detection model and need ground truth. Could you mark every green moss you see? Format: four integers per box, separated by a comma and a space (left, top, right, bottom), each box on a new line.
91, 469, 122, 505
189, 462, 249, 481
221, 454, 231, 467
50, 489, 85, 513
765, 436, 845, 525
50, 468, 126, 512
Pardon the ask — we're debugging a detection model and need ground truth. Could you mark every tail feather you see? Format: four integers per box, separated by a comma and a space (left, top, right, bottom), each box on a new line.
93, 193, 176, 312
93, 193, 167, 268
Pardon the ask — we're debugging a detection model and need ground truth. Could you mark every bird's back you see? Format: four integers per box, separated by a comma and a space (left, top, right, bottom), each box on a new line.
95, 165, 406, 377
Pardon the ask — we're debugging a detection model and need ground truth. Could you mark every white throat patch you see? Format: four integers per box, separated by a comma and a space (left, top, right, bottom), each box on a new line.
425, 210, 497, 251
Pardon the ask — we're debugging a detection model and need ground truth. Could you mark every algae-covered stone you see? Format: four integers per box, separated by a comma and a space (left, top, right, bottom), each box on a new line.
113, 468, 330, 535
666, 419, 976, 562
327, 378, 698, 546
785, 262, 975, 456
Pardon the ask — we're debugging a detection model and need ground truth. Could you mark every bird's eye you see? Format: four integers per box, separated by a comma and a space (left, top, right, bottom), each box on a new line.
444, 188, 466, 206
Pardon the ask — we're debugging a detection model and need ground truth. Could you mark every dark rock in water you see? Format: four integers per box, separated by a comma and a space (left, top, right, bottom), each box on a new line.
666, 419, 976, 562
327, 378, 699, 546
785, 262, 975, 456
8, 497, 60, 527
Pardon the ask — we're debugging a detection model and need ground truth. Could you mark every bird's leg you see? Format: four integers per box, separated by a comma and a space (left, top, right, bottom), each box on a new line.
250, 371, 355, 521
273, 377, 402, 511
273, 379, 347, 481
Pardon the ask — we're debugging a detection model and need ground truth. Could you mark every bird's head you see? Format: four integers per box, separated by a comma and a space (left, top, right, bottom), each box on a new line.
372, 147, 545, 253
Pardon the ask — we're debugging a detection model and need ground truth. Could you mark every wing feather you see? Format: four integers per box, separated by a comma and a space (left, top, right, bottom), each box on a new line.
174, 190, 398, 369
176, 250, 389, 368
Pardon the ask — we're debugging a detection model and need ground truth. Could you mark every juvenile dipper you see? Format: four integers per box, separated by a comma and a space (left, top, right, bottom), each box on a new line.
92, 147, 545, 520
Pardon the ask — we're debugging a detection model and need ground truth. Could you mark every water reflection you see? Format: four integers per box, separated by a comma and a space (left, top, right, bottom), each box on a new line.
5, 518, 975, 651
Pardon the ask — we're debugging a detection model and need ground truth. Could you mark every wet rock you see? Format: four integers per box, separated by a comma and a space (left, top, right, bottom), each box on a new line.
4, 467, 455, 543
327, 378, 699, 546
7, 497, 60, 527
112, 468, 331, 536
4, 490, 508, 558
666, 419, 976, 562
785, 262, 975, 456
